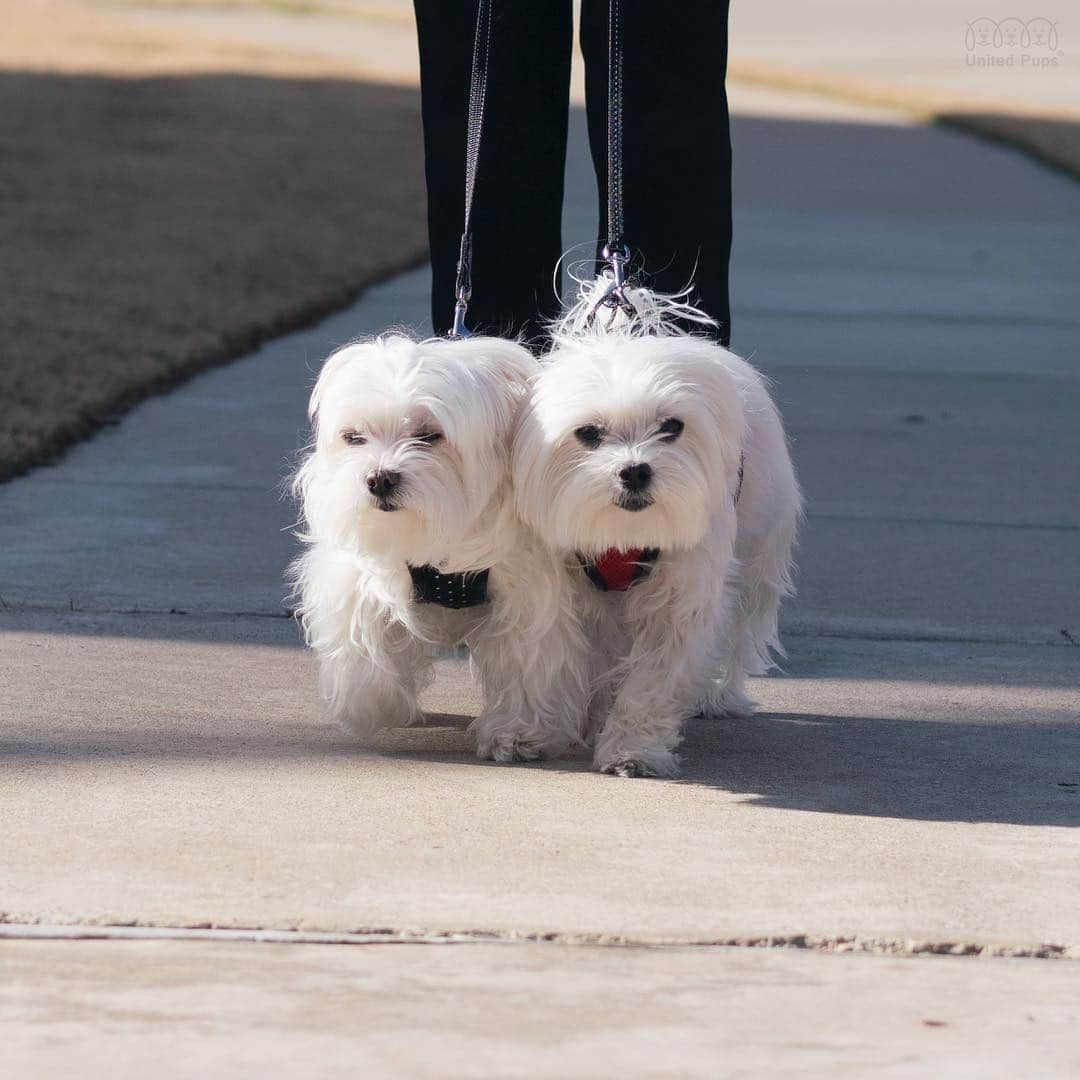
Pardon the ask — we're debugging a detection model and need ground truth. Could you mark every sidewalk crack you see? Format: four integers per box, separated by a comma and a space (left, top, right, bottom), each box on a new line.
0, 922, 1074, 961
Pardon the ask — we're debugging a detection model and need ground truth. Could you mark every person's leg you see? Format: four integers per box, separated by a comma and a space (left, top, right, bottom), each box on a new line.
580, 0, 733, 344
413, 1, 573, 344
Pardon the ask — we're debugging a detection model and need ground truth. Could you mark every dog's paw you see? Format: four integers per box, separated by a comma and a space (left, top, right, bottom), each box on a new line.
337, 700, 421, 738
487, 735, 545, 764
603, 759, 654, 779
594, 744, 680, 779
699, 682, 757, 720
470, 716, 547, 765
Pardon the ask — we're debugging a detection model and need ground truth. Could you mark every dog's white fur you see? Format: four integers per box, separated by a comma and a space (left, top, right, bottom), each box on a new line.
509, 278, 803, 778
290, 333, 588, 755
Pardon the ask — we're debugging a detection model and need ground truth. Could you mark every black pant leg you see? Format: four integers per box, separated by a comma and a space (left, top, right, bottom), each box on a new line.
580, 0, 733, 345
413, 1, 572, 344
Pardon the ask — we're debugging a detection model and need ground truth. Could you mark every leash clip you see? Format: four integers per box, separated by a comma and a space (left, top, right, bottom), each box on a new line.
589, 244, 637, 326
449, 296, 472, 339
449, 233, 474, 339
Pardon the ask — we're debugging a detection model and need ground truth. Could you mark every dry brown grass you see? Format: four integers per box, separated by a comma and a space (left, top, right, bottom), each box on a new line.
0, 1, 427, 480
0, 0, 409, 79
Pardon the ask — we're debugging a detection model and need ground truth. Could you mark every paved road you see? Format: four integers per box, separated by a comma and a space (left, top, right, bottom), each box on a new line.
2, 89, 1079, 1074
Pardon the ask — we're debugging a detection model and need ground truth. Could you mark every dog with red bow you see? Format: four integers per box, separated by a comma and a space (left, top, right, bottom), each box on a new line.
507, 280, 802, 777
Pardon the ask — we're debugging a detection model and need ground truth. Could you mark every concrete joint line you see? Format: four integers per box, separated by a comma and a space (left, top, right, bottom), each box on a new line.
0, 924, 1074, 961
0, 601, 294, 622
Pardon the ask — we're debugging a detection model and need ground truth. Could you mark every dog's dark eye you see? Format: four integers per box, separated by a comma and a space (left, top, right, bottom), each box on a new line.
415, 430, 443, 446
658, 418, 684, 441
574, 424, 604, 448
341, 429, 366, 446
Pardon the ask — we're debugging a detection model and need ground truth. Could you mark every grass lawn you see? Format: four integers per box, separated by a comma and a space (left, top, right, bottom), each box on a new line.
0, 1, 427, 480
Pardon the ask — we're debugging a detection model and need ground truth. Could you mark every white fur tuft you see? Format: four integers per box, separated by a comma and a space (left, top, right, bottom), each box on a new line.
552, 275, 719, 343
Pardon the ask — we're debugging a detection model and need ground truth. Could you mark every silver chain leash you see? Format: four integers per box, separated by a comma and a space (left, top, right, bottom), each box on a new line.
450, 0, 494, 339
590, 0, 637, 325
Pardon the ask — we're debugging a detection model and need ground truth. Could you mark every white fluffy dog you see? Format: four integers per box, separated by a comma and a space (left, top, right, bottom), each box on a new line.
290, 333, 587, 751
511, 282, 803, 778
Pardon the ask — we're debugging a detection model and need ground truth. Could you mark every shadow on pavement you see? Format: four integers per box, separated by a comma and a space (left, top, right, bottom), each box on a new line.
676, 710, 1080, 827
3, 707, 1077, 828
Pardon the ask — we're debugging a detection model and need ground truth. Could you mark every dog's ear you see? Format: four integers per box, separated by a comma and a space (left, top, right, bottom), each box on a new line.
681, 340, 751, 498
450, 337, 539, 433
461, 337, 538, 394
309, 343, 361, 421
308, 337, 408, 423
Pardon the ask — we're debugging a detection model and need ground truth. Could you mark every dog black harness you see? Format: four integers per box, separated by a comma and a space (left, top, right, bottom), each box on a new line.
408, 564, 490, 609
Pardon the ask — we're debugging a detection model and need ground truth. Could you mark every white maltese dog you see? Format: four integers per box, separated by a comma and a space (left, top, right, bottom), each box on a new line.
290, 333, 587, 751
511, 281, 803, 778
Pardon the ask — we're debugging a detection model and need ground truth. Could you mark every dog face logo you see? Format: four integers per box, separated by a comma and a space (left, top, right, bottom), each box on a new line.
298, 335, 534, 560
1026, 17, 1058, 49
996, 17, 1027, 47
966, 17, 999, 49
965, 16, 1059, 51
514, 335, 746, 555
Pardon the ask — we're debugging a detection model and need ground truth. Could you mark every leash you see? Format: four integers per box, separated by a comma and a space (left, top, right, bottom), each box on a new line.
448, 0, 494, 339
575, 0, 749, 592
409, 0, 497, 609
590, 0, 637, 325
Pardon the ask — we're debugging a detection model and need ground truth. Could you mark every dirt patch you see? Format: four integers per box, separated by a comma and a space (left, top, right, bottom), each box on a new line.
0, 3, 427, 480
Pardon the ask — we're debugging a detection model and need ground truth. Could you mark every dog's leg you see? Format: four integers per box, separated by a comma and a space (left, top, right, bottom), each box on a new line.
317, 618, 431, 737
295, 546, 430, 736
470, 556, 591, 764
582, 604, 625, 747
594, 545, 733, 778
700, 591, 758, 720
700, 654, 757, 720
707, 500, 799, 717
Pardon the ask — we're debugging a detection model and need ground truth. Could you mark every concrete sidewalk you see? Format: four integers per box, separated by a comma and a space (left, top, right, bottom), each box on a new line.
2, 89, 1079, 1074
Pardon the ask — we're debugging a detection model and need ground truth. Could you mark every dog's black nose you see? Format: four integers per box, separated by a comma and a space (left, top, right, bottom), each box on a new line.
366, 470, 401, 499
618, 462, 653, 492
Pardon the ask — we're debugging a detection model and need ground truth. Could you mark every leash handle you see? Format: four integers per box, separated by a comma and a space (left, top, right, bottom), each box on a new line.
449, 0, 494, 339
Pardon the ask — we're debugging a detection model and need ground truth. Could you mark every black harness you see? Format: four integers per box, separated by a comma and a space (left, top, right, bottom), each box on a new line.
408, 564, 490, 609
